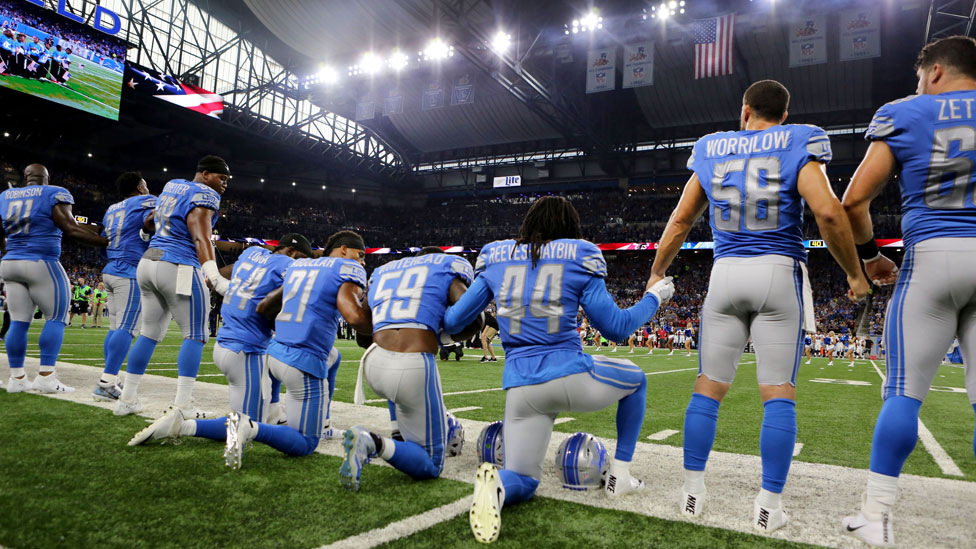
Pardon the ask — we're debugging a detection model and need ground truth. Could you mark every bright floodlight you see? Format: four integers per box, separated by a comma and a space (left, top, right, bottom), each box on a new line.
490, 31, 511, 54
579, 10, 599, 30
360, 52, 382, 74
389, 50, 409, 71
424, 37, 452, 61
317, 66, 339, 85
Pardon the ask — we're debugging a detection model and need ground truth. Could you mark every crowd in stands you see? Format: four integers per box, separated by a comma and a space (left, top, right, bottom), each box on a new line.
0, 0, 127, 61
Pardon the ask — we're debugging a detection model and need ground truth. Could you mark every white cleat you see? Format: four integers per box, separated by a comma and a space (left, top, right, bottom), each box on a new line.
266, 402, 287, 425
605, 472, 645, 498
114, 399, 144, 416
224, 411, 255, 470
322, 426, 342, 440
128, 406, 185, 446
33, 374, 75, 393
681, 490, 706, 517
842, 512, 895, 547
753, 499, 789, 533
470, 462, 503, 544
6, 376, 33, 393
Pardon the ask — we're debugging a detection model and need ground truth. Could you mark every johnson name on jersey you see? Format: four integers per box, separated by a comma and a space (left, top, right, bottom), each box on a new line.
102, 194, 157, 278
368, 253, 474, 334
149, 179, 221, 266
865, 92, 976, 246
687, 124, 832, 261
0, 185, 74, 261
218, 247, 295, 354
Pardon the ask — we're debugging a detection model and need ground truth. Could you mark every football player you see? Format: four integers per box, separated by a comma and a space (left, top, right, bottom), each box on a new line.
221, 231, 371, 468
94, 172, 156, 401
650, 80, 868, 532
840, 36, 976, 546
442, 196, 675, 544
127, 234, 312, 447
114, 156, 232, 415
2, 164, 108, 393
339, 247, 481, 490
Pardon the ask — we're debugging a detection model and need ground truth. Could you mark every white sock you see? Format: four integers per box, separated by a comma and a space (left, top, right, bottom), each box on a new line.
390, 419, 399, 432
684, 469, 706, 493
249, 421, 260, 441
174, 376, 195, 409
99, 373, 118, 386
179, 420, 197, 436
756, 488, 781, 509
120, 374, 142, 402
39, 365, 55, 375
608, 458, 631, 478
379, 436, 396, 460
11, 367, 25, 379
864, 471, 898, 519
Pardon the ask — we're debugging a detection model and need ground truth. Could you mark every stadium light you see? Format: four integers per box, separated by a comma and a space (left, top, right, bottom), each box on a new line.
352, 188, 356, 193
490, 31, 511, 55
2, 132, 8, 137
321, 185, 326, 190
389, 50, 409, 72
422, 37, 454, 61
317, 66, 339, 85
260, 178, 265, 183
651, 0, 685, 18
359, 52, 382, 75
87, 153, 93, 158
571, 9, 603, 32
162, 167, 168, 172
291, 181, 296, 186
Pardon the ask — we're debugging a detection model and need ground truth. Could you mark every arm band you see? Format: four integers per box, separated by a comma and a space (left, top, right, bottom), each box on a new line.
856, 239, 880, 261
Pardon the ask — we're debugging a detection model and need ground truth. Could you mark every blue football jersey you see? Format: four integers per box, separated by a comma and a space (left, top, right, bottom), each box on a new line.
268, 257, 367, 378
687, 124, 832, 261
0, 185, 74, 261
368, 253, 474, 334
102, 194, 157, 279
218, 247, 294, 354
149, 179, 220, 266
865, 92, 976, 246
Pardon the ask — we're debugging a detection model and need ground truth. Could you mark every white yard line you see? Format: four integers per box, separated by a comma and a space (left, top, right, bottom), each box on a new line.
647, 429, 679, 441
869, 360, 963, 477
447, 406, 482, 414
646, 367, 698, 376
793, 443, 803, 457
554, 417, 575, 425
319, 496, 472, 549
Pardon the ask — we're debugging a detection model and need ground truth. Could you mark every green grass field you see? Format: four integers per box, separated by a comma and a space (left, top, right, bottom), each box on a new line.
0, 54, 122, 119
1, 322, 973, 547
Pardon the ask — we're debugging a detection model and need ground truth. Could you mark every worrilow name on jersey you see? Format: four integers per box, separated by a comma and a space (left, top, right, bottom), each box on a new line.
704, 130, 792, 158
483, 241, 580, 266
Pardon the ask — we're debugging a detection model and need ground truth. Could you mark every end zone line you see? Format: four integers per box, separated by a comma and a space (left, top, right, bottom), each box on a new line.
319, 495, 472, 549
869, 360, 963, 477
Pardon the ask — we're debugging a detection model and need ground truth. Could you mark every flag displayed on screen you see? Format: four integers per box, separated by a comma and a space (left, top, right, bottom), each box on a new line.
693, 14, 735, 79
124, 63, 223, 118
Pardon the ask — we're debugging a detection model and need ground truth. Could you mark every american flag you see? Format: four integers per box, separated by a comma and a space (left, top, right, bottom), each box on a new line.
693, 14, 736, 79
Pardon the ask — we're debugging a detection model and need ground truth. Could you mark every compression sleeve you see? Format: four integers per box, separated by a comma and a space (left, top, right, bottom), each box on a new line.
580, 277, 659, 342
442, 276, 493, 334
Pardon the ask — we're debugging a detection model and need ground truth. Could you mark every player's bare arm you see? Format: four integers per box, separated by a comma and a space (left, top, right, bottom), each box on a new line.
797, 160, 870, 300
649, 173, 709, 288
52, 203, 108, 247
187, 205, 230, 295
842, 140, 899, 285
256, 286, 283, 320
447, 277, 484, 341
337, 281, 371, 333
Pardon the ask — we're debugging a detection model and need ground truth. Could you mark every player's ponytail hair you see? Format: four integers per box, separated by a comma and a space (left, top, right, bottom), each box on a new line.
514, 196, 583, 268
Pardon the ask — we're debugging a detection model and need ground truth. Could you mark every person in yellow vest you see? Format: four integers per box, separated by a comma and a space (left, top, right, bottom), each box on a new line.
69, 278, 92, 329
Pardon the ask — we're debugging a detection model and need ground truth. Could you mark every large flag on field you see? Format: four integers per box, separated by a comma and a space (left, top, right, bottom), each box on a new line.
124, 63, 223, 118
693, 14, 735, 79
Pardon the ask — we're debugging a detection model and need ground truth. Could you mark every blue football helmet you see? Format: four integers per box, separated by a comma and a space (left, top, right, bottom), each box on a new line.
446, 412, 464, 457
476, 421, 504, 466
555, 432, 608, 491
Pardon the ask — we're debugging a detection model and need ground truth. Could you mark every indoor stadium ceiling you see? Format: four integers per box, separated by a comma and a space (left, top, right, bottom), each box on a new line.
238, 0, 929, 165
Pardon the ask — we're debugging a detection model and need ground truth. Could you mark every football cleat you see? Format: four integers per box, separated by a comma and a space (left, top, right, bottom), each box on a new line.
391, 429, 404, 442
470, 462, 503, 544
266, 402, 287, 425
224, 411, 255, 470
605, 471, 644, 498
446, 412, 464, 457
753, 498, 789, 533
5, 376, 33, 393
681, 490, 706, 517
33, 374, 75, 393
114, 399, 144, 416
128, 405, 185, 446
92, 383, 122, 402
842, 512, 895, 547
339, 426, 376, 492
322, 426, 342, 440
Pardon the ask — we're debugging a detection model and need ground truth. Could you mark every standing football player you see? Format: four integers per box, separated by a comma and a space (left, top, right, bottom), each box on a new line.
442, 196, 675, 544
94, 172, 156, 401
840, 36, 976, 546
127, 234, 312, 447
2, 164, 108, 393
650, 80, 869, 532
114, 156, 232, 415
339, 247, 480, 490
221, 231, 371, 468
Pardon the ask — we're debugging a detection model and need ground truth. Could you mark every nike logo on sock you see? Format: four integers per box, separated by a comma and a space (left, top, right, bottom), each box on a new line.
846, 524, 865, 532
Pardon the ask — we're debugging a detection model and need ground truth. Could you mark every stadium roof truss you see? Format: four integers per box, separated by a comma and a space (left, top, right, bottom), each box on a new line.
924, 0, 976, 43
84, 0, 412, 180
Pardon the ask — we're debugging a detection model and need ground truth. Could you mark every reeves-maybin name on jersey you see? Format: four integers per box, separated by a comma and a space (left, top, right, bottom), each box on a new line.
102, 194, 157, 278
267, 257, 367, 378
865, 91, 976, 246
0, 185, 74, 261
149, 179, 220, 266
217, 247, 294, 354
686, 124, 833, 262
368, 253, 474, 334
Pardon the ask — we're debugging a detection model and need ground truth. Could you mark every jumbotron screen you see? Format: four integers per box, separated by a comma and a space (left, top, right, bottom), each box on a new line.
0, 0, 126, 120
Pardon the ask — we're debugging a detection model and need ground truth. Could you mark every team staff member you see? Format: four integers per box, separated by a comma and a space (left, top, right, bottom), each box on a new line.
69, 277, 92, 328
